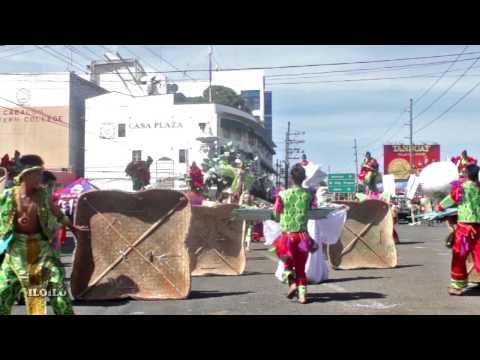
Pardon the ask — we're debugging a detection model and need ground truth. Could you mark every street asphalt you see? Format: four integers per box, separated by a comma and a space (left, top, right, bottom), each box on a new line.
10, 223, 480, 315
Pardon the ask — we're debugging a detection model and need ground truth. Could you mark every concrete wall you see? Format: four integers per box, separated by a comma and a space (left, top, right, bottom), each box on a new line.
69, 73, 108, 177
0, 73, 71, 169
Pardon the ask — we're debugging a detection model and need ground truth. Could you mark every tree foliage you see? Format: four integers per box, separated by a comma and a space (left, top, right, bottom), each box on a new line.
174, 85, 252, 114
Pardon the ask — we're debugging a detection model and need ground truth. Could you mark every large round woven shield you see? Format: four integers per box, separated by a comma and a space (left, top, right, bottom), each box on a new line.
71, 189, 192, 300
187, 204, 245, 276
329, 200, 397, 269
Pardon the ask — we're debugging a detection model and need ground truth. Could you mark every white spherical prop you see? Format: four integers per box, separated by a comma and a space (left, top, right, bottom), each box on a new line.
419, 161, 458, 196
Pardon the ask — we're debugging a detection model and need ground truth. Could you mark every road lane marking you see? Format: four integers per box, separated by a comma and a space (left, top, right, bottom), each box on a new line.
345, 301, 400, 310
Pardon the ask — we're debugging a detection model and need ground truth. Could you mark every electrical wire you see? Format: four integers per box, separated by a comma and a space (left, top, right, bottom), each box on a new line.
414, 76, 480, 134
412, 55, 480, 122
142, 46, 197, 81
268, 53, 478, 79
413, 45, 469, 104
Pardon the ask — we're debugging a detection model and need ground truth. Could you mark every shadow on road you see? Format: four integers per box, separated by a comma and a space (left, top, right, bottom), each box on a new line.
247, 257, 268, 261
189, 290, 253, 299
324, 276, 384, 283
393, 264, 423, 269
73, 299, 130, 307
308, 291, 386, 303
396, 241, 425, 245
242, 271, 274, 276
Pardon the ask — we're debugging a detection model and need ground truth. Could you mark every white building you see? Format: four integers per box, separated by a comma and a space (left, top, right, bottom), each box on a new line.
84, 92, 275, 191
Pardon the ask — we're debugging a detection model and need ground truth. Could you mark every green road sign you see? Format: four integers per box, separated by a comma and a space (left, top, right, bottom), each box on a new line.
328, 173, 356, 193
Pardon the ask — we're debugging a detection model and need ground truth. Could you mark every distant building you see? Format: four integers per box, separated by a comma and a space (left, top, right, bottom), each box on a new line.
84, 92, 276, 191
0, 72, 107, 179
264, 91, 273, 142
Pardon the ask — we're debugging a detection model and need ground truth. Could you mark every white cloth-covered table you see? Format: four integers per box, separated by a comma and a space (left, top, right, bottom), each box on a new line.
265, 204, 347, 284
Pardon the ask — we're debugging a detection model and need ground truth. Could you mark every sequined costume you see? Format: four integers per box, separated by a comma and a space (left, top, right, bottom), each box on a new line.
451, 155, 477, 177
439, 180, 480, 293
358, 157, 379, 191
273, 187, 316, 299
0, 185, 74, 315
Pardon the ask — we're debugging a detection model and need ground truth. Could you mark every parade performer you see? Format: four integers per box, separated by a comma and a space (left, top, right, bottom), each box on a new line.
186, 162, 205, 206
358, 152, 379, 192
300, 153, 309, 167
451, 150, 477, 178
0, 155, 76, 315
41, 171, 65, 252
272, 164, 318, 304
189, 162, 204, 192
125, 156, 153, 191
437, 164, 480, 296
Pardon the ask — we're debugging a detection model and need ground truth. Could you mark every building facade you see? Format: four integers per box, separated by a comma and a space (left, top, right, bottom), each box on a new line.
84, 92, 275, 191
0, 72, 107, 179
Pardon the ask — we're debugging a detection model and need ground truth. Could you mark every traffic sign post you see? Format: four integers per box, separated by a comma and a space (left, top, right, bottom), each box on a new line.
328, 173, 356, 193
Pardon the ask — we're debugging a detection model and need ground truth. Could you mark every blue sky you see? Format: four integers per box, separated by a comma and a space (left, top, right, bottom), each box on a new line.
2, 45, 480, 173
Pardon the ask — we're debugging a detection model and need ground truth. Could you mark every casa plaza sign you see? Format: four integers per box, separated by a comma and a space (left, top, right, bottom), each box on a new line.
128, 121, 184, 129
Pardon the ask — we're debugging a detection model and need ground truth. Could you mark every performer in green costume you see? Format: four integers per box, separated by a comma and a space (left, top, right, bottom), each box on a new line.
0, 155, 77, 315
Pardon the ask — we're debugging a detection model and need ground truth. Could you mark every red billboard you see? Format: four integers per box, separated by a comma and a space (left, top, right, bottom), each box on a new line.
384, 144, 440, 180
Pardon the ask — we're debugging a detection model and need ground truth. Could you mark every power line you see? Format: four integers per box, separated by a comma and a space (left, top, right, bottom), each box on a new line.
413, 45, 469, 104
142, 46, 197, 81
0, 45, 24, 54
120, 45, 158, 72
412, 55, 480, 122
35, 45, 87, 74
0, 46, 46, 60
267, 53, 479, 79
82, 45, 104, 59
265, 71, 475, 86
21, 49, 476, 76
414, 76, 480, 134
64, 45, 94, 62
360, 108, 409, 152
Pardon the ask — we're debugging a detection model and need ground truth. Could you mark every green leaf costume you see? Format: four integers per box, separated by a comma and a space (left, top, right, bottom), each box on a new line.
0, 186, 74, 315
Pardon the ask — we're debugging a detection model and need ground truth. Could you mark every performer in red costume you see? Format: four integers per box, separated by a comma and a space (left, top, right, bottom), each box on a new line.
186, 162, 205, 206
358, 152, 379, 192
451, 150, 477, 178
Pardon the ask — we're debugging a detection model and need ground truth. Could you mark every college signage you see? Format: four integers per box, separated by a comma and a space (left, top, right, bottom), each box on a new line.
384, 144, 440, 180
0, 107, 66, 124
327, 173, 356, 193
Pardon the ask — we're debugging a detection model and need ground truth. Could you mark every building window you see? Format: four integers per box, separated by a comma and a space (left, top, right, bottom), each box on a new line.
248, 132, 256, 146
132, 150, 142, 161
223, 127, 231, 139
118, 123, 126, 137
179, 149, 186, 163
241, 90, 261, 111
234, 128, 242, 141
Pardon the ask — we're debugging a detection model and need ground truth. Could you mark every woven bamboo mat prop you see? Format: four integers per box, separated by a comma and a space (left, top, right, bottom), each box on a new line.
187, 204, 245, 276
329, 200, 397, 269
71, 189, 192, 300
0, 167, 6, 193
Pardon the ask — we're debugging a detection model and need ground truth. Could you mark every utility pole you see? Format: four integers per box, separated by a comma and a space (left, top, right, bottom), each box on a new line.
208, 45, 213, 103
353, 138, 359, 179
409, 98, 414, 174
285, 121, 290, 188
284, 121, 306, 188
